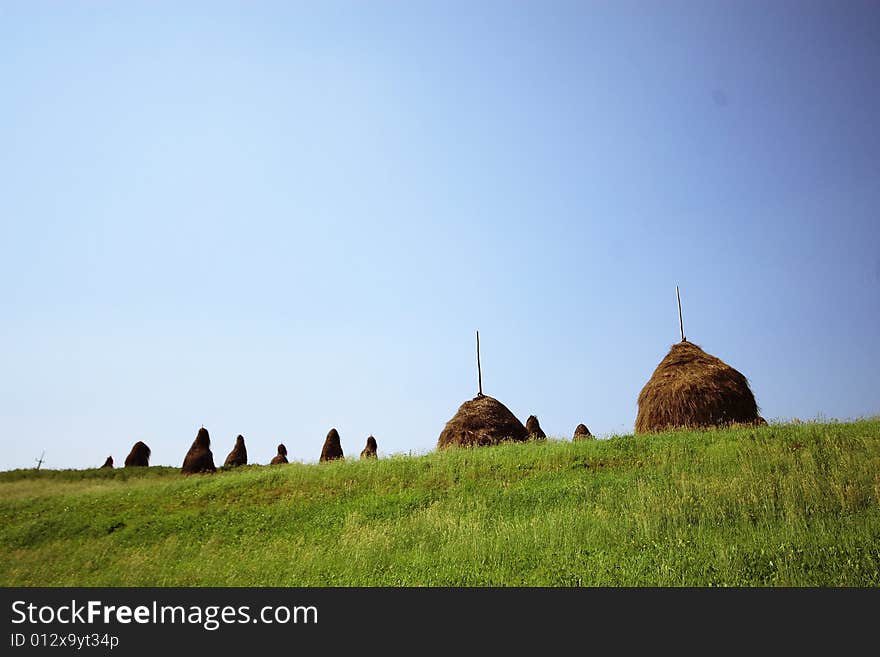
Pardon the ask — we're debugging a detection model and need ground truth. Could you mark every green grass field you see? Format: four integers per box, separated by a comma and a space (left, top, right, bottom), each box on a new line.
2, 420, 879, 586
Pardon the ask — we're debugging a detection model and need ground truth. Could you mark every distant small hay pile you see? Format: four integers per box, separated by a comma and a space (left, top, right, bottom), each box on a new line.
320, 428, 344, 462
100, 456, 114, 468
635, 340, 761, 434
573, 424, 593, 441
360, 435, 378, 459
181, 427, 217, 474
525, 415, 546, 439
437, 394, 528, 449
270, 444, 288, 465
124, 441, 150, 467
224, 435, 248, 467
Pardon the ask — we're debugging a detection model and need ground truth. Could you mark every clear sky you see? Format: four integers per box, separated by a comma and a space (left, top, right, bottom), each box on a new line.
1, 1, 878, 471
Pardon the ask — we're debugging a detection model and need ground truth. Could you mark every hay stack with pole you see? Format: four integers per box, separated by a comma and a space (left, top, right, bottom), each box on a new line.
437, 331, 529, 449
635, 287, 762, 433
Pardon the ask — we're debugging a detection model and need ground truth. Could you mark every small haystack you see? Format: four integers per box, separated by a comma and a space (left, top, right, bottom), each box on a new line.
181, 427, 217, 474
635, 340, 761, 433
270, 444, 288, 465
360, 435, 378, 459
224, 434, 248, 467
573, 424, 593, 441
100, 456, 114, 468
320, 428, 344, 462
437, 394, 529, 449
124, 441, 151, 467
525, 415, 546, 439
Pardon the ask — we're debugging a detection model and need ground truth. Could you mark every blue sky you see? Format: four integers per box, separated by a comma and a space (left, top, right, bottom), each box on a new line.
1, 1, 878, 470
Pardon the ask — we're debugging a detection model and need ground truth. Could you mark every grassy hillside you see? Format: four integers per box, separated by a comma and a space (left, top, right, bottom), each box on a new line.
2, 420, 879, 586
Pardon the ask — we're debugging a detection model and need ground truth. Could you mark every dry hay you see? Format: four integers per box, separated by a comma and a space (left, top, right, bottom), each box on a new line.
437, 394, 528, 449
124, 441, 150, 467
525, 415, 546, 439
635, 340, 761, 434
100, 456, 113, 468
573, 423, 593, 441
270, 444, 288, 465
360, 435, 378, 459
181, 427, 217, 474
320, 428, 344, 462
224, 434, 248, 467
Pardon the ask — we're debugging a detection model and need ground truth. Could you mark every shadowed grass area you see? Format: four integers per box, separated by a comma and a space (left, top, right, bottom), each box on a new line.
2, 420, 879, 586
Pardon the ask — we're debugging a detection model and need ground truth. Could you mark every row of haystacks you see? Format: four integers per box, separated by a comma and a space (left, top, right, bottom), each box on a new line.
437, 393, 592, 448
436, 338, 763, 449
101, 336, 766, 468
103, 430, 379, 473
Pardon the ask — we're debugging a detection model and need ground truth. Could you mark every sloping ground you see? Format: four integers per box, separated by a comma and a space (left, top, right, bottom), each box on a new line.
1, 420, 879, 586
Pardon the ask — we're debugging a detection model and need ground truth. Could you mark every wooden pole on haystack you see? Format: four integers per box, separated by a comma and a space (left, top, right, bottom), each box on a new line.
676, 285, 686, 342
476, 330, 483, 396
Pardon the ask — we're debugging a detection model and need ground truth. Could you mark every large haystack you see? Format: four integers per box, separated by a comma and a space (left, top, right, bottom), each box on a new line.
224, 435, 247, 467
124, 441, 150, 467
635, 340, 761, 433
181, 427, 217, 474
437, 394, 528, 449
320, 428, 344, 462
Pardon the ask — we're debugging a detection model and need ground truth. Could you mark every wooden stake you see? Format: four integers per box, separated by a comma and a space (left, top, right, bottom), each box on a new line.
677, 285, 685, 342
476, 330, 483, 396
